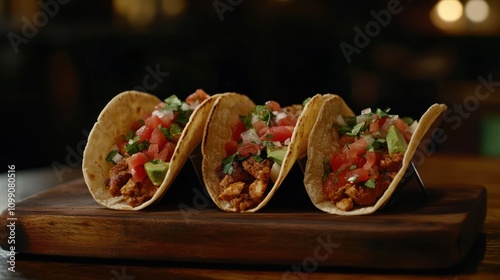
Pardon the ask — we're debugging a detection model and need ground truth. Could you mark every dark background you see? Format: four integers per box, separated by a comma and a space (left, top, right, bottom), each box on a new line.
2, 0, 500, 172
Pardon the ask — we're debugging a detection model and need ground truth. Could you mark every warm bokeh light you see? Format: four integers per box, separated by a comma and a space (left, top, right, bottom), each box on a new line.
161, 0, 187, 17
436, 0, 463, 22
465, 0, 489, 23
113, 0, 156, 29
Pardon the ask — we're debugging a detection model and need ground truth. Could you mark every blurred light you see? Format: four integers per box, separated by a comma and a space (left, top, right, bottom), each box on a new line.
465, 0, 489, 23
10, 0, 39, 22
161, 0, 187, 17
113, 0, 156, 29
436, 0, 463, 22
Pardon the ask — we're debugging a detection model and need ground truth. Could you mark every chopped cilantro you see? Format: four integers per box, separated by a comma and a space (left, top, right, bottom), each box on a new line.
252, 155, 263, 162
176, 110, 190, 125
106, 150, 119, 162
138, 119, 145, 126
163, 95, 183, 110
375, 108, 391, 118
367, 138, 387, 151
125, 138, 150, 155
322, 158, 331, 182
265, 134, 274, 139
402, 117, 414, 126
222, 152, 245, 174
253, 105, 272, 125
302, 97, 312, 107
350, 164, 357, 170
347, 121, 366, 137
261, 141, 275, 148
170, 123, 182, 135
364, 178, 376, 189
123, 130, 136, 141
240, 114, 253, 129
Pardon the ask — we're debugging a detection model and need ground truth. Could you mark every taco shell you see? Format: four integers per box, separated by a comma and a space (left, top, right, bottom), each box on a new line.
82, 90, 218, 210
303, 94, 447, 215
201, 93, 324, 212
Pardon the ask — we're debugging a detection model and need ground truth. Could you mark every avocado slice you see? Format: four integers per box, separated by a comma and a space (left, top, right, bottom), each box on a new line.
386, 125, 408, 155
144, 161, 170, 186
266, 146, 288, 165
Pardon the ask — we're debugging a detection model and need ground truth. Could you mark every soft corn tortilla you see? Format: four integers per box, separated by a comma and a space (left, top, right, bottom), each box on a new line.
202, 93, 324, 212
82, 90, 218, 210
303, 94, 447, 215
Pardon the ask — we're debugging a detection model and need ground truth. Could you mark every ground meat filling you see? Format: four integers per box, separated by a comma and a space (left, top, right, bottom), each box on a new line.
326, 152, 403, 211
104, 157, 158, 207
218, 157, 273, 211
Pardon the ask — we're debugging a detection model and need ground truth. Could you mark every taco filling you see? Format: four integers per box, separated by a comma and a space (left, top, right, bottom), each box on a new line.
322, 108, 418, 211
215, 99, 309, 211
104, 89, 210, 207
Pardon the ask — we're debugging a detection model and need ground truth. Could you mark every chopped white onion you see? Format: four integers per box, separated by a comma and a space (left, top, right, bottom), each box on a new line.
284, 138, 291, 146
356, 115, 370, 123
364, 134, 375, 147
406, 120, 418, 134
381, 118, 392, 132
180, 102, 190, 111
275, 112, 287, 123
335, 115, 347, 126
112, 153, 123, 164
272, 141, 282, 147
152, 108, 174, 121
241, 128, 261, 144
251, 113, 259, 124
361, 108, 372, 115
188, 100, 200, 110
270, 162, 281, 183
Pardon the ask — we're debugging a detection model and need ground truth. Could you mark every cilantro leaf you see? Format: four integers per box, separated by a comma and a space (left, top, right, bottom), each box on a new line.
240, 114, 253, 129
164, 95, 183, 110
302, 97, 312, 107
364, 178, 376, 189
106, 150, 119, 162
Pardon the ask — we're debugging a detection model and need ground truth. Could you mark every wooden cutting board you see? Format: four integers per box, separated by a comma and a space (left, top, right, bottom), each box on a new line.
0, 171, 486, 270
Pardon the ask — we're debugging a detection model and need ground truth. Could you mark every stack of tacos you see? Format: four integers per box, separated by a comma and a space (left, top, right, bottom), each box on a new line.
303, 94, 447, 215
82, 89, 218, 210
201, 93, 324, 212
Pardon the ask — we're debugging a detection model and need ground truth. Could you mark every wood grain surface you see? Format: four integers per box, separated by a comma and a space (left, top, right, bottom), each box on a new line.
1, 154, 499, 280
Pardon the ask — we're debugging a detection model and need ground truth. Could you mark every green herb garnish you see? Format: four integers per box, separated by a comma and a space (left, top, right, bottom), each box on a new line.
364, 178, 376, 189
106, 150, 119, 162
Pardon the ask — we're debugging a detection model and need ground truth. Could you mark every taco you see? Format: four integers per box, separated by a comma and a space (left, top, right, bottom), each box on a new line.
82, 89, 218, 210
303, 94, 447, 215
201, 93, 324, 212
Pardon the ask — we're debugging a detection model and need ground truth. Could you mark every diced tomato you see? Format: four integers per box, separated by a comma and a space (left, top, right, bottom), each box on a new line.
265, 100, 281, 112
379, 116, 389, 132
363, 151, 379, 170
130, 120, 144, 131
131, 165, 147, 183
225, 140, 239, 156
345, 137, 368, 161
150, 127, 167, 149
253, 120, 270, 138
128, 152, 148, 170
146, 144, 159, 160
157, 142, 175, 162
186, 89, 210, 105
231, 119, 245, 141
338, 135, 355, 148
145, 115, 162, 129
237, 143, 260, 157
154, 102, 166, 111
160, 114, 172, 129
135, 125, 153, 141
330, 150, 348, 171
323, 172, 340, 196
277, 117, 297, 127
346, 168, 370, 183
267, 126, 294, 142
369, 120, 380, 133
